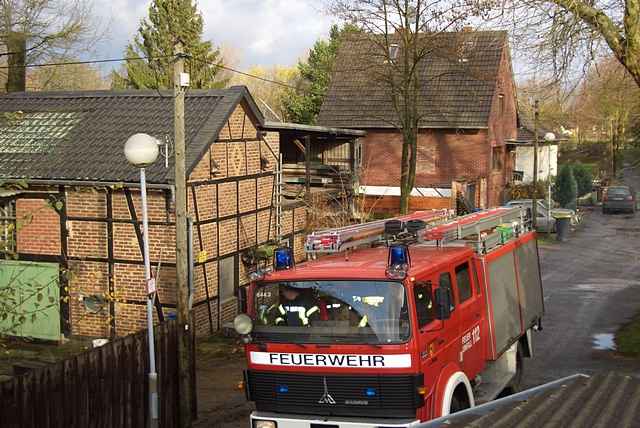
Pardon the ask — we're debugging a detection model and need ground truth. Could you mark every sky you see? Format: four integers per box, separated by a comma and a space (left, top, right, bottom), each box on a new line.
93, 0, 338, 71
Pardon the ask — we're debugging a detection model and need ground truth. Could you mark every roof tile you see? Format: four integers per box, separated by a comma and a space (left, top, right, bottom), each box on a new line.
0, 87, 263, 183
317, 31, 507, 129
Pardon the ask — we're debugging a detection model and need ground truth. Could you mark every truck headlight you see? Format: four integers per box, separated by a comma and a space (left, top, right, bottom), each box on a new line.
233, 314, 253, 335
253, 420, 277, 428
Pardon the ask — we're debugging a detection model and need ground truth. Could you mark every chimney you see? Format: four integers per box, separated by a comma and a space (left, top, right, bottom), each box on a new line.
462, 26, 473, 32
5, 32, 26, 92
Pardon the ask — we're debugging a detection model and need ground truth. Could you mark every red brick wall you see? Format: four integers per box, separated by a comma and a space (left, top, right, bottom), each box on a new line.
16, 199, 61, 255
486, 44, 518, 206
360, 128, 489, 186
363, 195, 452, 214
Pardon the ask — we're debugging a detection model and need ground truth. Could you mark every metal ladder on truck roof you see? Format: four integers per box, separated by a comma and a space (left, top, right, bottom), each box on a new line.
305, 209, 450, 255
422, 207, 527, 253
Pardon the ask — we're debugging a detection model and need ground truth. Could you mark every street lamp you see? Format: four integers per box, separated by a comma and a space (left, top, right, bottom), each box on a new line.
124, 133, 160, 428
544, 132, 556, 231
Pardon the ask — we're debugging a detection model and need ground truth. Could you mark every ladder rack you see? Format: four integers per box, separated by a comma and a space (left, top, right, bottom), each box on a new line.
305, 209, 450, 254
423, 207, 526, 253
304, 206, 528, 257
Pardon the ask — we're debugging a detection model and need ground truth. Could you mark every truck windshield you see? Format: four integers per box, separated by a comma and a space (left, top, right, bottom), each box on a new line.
252, 280, 410, 344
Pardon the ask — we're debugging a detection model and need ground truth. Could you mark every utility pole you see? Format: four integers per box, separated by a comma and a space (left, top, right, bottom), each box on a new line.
173, 41, 193, 428
532, 100, 539, 230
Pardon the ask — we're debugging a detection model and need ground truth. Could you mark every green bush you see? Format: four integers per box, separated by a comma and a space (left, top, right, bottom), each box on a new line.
571, 163, 593, 197
506, 180, 548, 200
554, 164, 577, 208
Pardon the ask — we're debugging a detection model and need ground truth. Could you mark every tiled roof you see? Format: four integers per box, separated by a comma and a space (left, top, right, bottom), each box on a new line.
511, 110, 561, 143
317, 31, 508, 129
425, 373, 640, 427
0, 86, 263, 184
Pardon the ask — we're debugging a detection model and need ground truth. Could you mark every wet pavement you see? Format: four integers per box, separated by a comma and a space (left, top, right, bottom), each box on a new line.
523, 168, 640, 388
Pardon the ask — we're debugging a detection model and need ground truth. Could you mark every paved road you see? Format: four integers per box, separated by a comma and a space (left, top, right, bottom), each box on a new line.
524, 169, 640, 387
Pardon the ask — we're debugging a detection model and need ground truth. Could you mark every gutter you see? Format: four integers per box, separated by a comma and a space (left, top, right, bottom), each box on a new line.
1, 178, 174, 190
1, 178, 176, 204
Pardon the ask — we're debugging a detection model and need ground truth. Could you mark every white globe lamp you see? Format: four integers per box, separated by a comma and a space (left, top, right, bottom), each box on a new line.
124, 133, 160, 167
543, 132, 556, 142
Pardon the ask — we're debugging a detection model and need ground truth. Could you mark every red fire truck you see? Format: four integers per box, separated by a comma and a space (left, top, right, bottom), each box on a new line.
233, 207, 544, 428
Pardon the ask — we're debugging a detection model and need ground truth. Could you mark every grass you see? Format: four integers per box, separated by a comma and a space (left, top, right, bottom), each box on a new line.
0, 335, 91, 380
536, 233, 557, 246
197, 333, 243, 360
615, 312, 640, 357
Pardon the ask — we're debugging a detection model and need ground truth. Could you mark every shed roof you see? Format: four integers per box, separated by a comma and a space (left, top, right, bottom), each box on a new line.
0, 86, 263, 184
507, 108, 567, 145
262, 121, 366, 137
317, 31, 508, 129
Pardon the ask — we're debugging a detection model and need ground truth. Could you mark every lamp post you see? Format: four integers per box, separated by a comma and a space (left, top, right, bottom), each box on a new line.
124, 133, 160, 428
544, 132, 556, 231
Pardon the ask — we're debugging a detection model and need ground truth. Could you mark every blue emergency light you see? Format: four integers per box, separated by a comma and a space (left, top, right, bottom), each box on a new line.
364, 387, 377, 397
386, 244, 410, 279
274, 247, 294, 271
277, 385, 289, 394
389, 244, 410, 266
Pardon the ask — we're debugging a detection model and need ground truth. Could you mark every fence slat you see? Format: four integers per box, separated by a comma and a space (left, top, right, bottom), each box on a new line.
0, 319, 193, 428
134, 333, 146, 428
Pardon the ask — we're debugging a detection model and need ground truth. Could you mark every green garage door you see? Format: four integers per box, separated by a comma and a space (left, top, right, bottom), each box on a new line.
0, 261, 60, 341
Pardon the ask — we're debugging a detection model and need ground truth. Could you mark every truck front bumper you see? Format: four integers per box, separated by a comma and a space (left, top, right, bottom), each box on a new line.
250, 411, 421, 428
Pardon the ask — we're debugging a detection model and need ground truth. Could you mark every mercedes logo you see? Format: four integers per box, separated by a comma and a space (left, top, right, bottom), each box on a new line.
317, 377, 336, 405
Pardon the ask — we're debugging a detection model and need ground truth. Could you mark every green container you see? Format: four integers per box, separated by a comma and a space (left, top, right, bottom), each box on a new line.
496, 223, 513, 243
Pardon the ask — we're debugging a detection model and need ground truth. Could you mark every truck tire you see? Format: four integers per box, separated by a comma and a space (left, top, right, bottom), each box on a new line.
511, 342, 525, 392
449, 391, 470, 414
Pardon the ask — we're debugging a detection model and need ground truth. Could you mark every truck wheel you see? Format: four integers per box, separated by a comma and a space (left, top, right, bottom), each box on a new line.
449, 388, 471, 414
449, 395, 464, 414
497, 342, 525, 398
512, 343, 525, 392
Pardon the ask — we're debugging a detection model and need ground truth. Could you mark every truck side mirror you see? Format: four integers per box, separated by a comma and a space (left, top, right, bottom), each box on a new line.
434, 287, 451, 320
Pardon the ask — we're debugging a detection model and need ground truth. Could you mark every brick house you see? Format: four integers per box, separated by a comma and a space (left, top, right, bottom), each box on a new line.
0, 87, 306, 339
317, 30, 518, 212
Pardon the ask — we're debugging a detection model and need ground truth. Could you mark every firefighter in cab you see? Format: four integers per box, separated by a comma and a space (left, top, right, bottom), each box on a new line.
263, 285, 320, 327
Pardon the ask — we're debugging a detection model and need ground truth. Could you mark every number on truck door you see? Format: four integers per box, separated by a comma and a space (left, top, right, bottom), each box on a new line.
455, 261, 485, 377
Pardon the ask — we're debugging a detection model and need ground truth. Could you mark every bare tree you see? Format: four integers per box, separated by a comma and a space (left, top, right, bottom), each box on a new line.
486, 1, 640, 87
329, 0, 488, 213
572, 57, 640, 174
27, 59, 108, 90
0, 0, 102, 91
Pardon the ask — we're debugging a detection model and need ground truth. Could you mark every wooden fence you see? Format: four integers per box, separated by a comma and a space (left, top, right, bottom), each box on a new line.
0, 319, 197, 428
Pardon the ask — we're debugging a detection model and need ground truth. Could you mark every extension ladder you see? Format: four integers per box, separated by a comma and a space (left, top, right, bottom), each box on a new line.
422, 207, 526, 253
304, 207, 527, 256
305, 209, 450, 254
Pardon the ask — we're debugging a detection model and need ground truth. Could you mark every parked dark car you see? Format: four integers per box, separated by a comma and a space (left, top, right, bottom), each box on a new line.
603, 186, 636, 214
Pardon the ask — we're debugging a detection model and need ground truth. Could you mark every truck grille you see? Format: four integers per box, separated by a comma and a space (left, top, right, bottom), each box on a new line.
245, 370, 423, 418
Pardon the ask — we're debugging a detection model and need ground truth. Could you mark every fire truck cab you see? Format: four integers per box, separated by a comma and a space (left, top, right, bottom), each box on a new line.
235, 208, 544, 428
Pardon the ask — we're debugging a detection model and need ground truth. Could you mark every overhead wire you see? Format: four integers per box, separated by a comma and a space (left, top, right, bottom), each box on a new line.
0, 53, 300, 90
0, 55, 175, 70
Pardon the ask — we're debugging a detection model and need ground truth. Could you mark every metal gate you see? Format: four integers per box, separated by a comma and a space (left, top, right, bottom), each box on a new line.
0, 260, 60, 341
